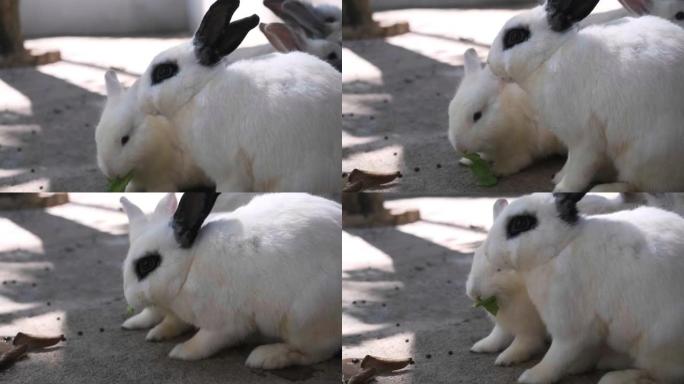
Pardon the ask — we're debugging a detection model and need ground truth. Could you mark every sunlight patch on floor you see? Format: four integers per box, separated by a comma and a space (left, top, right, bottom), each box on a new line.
342, 47, 383, 86
0, 218, 44, 253
0, 80, 32, 115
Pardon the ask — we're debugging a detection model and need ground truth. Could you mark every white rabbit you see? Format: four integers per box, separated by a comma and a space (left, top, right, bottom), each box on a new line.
259, 22, 341, 71
465, 194, 628, 367
483, 193, 684, 383
448, 48, 564, 176
96, 22, 338, 192
466, 199, 547, 366
120, 192, 341, 368
95, 71, 213, 192
619, 0, 684, 26
488, 0, 684, 192
136, 0, 341, 193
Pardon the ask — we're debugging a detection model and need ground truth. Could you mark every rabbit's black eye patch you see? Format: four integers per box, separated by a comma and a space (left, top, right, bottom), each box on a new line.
473, 111, 482, 122
324, 16, 336, 23
327, 52, 338, 61
676, 12, 684, 20
134, 253, 161, 280
121, 135, 130, 146
503, 26, 530, 50
506, 213, 538, 239
151, 62, 179, 85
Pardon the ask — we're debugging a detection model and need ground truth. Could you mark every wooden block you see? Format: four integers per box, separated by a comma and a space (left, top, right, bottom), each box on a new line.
0, 49, 61, 68
0, 193, 69, 210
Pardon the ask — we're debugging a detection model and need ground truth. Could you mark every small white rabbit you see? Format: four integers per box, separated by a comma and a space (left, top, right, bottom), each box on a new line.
261, 0, 341, 70
448, 48, 564, 176
263, 0, 341, 40
619, 0, 684, 26
259, 22, 341, 71
95, 71, 212, 192
466, 199, 547, 366
483, 193, 684, 383
136, 0, 341, 193
488, 0, 684, 192
120, 192, 341, 368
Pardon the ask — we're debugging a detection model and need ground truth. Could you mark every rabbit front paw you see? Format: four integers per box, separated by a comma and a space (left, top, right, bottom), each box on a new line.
518, 367, 556, 384
471, 326, 512, 353
597, 370, 656, 384
246, 343, 305, 370
168, 329, 235, 360
495, 337, 543, 366
146, 315, 192, 342
169, 339, 213, 361
122, 307, 164, 330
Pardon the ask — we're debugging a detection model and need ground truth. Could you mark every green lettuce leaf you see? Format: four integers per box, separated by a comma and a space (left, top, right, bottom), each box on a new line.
463, 153, 498, 187
473, 296, 499, 316
107, 172, 134, 192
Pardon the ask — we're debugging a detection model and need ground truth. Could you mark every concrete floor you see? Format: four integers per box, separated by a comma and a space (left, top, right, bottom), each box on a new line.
0, 194, 339, 384
342, 197, 600, 383
341, 2, 622, 193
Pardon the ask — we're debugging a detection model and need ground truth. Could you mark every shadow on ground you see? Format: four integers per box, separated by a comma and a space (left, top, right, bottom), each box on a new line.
0, 68, 105, 191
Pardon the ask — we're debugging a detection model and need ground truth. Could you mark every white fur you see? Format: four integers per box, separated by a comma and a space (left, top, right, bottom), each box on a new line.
121, 193, 341, 368
137, 42, 341, 192
448, 49, 564, 176
95, 71, 211, 192
488, 5, 684, 192
484, 193, 684, 383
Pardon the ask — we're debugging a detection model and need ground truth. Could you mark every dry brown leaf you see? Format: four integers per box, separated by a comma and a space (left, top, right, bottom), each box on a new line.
360, 355, 411, 374
342, 358, 363, 380
342, 180, 364, 193
13, 332, 65, 351
0, 344, 28, 371
347, 169, 400, 185
0, 342, 12, 354
344, 355, 412, 383
343, 169, 400, 192
348, 368, 376, 384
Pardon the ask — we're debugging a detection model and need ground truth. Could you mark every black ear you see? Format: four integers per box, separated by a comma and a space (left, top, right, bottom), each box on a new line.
172, 192, 220, 248
546, 0, 601, 32
214, 15, 261, 60
553, 192, 586, 224
193, 0, 260, 66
